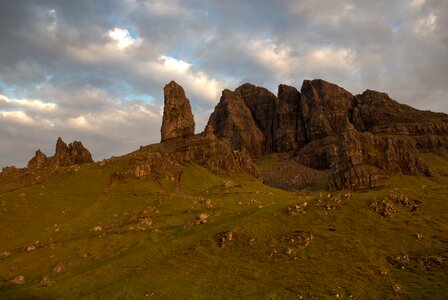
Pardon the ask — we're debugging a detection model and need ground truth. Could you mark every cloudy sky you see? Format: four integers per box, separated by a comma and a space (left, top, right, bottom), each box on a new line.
1, 0, 447, 167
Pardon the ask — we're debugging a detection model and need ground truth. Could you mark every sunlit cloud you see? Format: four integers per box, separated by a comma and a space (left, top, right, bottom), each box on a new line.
108, 27, 141, 50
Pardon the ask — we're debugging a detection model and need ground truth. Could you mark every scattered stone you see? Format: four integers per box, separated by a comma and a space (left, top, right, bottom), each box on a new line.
287, 202, 307, 216
248, 199, 261, 206
138, 218, 152, 227
369, 192, 420, 217
280, 231, 314, 249
387, 255, 410, 269
196, 213, 209, 224
215, 231, 233, 248
392, 283, 401, 293
39, 276, 49, 287
53, 264, 64, 273
26, 245, 36, 251
80, 252, 92, 258
223, 181, 235, 188
413, 233, 423, 240
202, 198, 213, 209
145, 291, 156, 297
285, 247, 294, 255
1, 251, 10, 258
92, 226, 103, 232
11, 275, 25, 285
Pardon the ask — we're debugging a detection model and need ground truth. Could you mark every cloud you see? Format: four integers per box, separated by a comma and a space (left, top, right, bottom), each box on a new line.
0, 0, 447, 167
0, 94, 57, 111
108, 27, 141, 50
414, 13, 438, 35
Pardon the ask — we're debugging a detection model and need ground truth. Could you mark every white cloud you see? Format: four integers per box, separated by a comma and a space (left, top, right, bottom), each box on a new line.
0, 94, 57, 111
137, 55, 227, 104
247, 39, 355, 84
249, 39, 294, 76
158, 55, 192, 73
410, 0, 425, 10
414, 13, 437, 35
108, 27, 140, 50
0, 111, 35, 124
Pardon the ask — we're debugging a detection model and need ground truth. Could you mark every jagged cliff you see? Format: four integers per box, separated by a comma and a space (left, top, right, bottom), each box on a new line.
206, 79, 448, 190
28, 137, 93, 169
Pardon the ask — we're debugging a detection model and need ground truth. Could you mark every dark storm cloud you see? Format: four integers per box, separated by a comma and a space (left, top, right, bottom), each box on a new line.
0, 0, 447, 167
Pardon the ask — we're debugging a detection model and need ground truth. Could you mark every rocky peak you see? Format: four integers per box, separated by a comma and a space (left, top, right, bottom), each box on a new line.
55, 137, 69, 155
27, 138, 93, 169
68, 141, 93, 165
27, 150, 48, 169
161, 81, 195, 142
206, 88, 265, 158
235, 83, 278, 154
52, 137, 72, 167
204, 78, 448, 190
300, 79, 354, 141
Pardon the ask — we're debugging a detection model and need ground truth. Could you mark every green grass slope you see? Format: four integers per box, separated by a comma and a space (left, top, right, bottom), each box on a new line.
0, 152, 447, 299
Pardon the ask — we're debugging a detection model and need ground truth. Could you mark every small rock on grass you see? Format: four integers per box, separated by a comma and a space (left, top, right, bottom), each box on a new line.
11, 275, 25, 285
39, 276, 48, 287
53, 264, 64, 273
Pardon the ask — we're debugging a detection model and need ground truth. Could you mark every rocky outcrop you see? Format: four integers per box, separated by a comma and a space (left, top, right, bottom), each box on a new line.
27, 137, 93, 169
27, 150, 48, 169
161, 81, 195, 142
69, 141, 94, 165
205, 79, 448, 190
111, 134, 258, 184
206, 89, 265, 158
235, 83, 278, 154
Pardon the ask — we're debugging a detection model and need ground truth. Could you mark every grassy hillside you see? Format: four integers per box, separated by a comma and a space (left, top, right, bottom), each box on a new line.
0, 151, 447, 299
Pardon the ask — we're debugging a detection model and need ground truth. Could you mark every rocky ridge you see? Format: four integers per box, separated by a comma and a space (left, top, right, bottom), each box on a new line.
28, 137, 93, 169
0, 138, 93, 193
206, 79, 448, 190
111, 82, 258, 184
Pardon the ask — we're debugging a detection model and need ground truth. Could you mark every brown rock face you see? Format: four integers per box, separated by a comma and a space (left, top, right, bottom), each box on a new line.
235, 84, 278, 153
161, 81, 195, 142
206, 89, 265, 158
275, 84, 305, 152
205, 79, 448, 190
27, 137, 93, 169
27, 150, 48, 169
69, 141, 93, 165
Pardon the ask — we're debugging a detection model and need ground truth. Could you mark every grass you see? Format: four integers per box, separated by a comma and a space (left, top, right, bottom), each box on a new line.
0, 153, 447, 299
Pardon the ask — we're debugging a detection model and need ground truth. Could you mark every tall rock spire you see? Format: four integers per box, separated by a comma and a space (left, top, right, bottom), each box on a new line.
161, 81, 195, 142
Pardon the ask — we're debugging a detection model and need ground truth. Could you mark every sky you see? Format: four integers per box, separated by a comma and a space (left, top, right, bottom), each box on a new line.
0, 0, 447, 168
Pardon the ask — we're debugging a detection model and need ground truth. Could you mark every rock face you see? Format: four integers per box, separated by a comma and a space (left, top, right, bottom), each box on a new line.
205, 79, 448, 190
27, 137, 93, 169
206, 89, 265, 158
161, 81, 195, 142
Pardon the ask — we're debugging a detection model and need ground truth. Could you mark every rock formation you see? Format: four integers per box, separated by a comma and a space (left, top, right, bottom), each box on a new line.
27, 137, 93, 169
161, 81, 195, 142
205, 79, 448, 190
206, 89, 265, 158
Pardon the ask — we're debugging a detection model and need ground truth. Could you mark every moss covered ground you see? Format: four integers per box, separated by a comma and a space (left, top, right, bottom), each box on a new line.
0, 152, 447, 299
